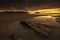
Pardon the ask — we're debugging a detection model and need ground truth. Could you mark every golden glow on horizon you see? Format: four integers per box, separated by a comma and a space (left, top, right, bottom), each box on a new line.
28, 8, 60, 14
0, 10, 6, 12
0, 8, 60, 16
0, 10, 22, 12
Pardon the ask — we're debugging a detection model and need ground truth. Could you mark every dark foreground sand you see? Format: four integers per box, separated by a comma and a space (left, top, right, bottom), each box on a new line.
0, 13, 60, 40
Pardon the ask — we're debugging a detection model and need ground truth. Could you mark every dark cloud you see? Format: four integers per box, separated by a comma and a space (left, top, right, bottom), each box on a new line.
0, 0, 47, 5
0, 0, 60, 9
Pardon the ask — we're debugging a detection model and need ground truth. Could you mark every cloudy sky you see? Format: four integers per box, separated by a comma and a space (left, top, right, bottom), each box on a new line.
0, 0, 60, 9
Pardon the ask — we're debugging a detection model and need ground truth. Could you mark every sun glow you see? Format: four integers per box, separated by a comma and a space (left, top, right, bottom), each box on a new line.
0, 8, 60, 16
28, 8, 60, 16
28, 8, 60, 14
